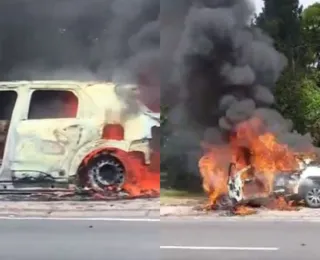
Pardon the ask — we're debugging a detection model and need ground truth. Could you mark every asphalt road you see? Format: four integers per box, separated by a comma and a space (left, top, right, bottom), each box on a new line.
3, 215, 320, 260
0, 217, 159, 260
161, 218, 320, 260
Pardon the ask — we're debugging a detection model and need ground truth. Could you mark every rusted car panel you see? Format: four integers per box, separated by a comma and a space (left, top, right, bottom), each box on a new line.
0, 81, 160, 195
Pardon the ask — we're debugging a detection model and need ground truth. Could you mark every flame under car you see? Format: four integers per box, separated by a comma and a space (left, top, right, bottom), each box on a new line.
0, 81, 160, 196
227, 157, 320, 208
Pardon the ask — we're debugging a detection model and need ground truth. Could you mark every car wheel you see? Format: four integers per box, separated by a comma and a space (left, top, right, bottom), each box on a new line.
86, 154, 125, 191
216, 195, 236, 209
304, 184, 320, 208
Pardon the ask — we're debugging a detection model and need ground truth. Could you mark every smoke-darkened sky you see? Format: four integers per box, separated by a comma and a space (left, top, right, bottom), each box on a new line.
0, 0, 158, 80
0, 0, 159, 110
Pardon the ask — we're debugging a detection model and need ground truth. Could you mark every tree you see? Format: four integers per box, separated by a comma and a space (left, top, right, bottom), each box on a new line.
301, 3, 320, 67
255, 0, 304, 70
275, 69, 320, 142
256, 1, 320, 146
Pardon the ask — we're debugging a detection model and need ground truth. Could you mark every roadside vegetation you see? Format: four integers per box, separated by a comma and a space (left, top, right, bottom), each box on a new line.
160, 189, 205, 206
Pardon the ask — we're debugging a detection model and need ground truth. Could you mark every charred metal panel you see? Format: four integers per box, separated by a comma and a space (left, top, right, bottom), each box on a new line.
13, 120, 100, 164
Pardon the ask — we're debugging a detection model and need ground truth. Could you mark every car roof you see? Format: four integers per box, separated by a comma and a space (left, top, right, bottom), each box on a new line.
0, 80, 160, 116
0, 80, 114, 89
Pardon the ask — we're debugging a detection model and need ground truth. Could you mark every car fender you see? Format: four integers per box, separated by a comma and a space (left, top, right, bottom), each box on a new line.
67, 139, 131, 177
296, 166, 320, 194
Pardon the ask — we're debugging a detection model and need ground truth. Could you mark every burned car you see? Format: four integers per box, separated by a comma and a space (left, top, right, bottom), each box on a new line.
0, 81, 160, 195
227, 157, 320, 208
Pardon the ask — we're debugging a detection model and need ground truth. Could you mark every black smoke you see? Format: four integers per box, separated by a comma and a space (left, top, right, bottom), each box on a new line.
162, 0, 315, 172
0, 0, 159, 110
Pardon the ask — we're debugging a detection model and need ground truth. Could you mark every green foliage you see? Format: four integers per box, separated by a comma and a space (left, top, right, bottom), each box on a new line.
301, 3, 320, 66
255, 0, 304, 67
257, 0, 320, 145
275, 69, 320, 145
295, 71, 320, 145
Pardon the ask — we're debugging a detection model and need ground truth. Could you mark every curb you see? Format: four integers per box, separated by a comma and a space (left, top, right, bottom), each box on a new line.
0, 209, 159, 218
0, 199, 159, 218
161, 215, 320, 222
160, 205, 320, 220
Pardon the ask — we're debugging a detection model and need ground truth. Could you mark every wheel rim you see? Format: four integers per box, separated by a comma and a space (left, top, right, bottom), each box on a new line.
89, 157, 125, 188
306, 188, 320, 207
218, 196, 229, 207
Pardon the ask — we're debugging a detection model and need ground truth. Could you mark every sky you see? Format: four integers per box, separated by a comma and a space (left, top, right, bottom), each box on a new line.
253, 0, 318, 14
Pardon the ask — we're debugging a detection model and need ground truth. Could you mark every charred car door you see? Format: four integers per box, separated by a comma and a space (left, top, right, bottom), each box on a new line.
10, 88, 98, 183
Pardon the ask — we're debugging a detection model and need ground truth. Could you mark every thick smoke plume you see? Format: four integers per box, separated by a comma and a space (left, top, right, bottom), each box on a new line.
0, 0, 159, 111
162, 0, 315, 172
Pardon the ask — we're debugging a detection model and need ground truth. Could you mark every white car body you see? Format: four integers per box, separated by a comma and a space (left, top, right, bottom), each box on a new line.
0, 80, 159, 190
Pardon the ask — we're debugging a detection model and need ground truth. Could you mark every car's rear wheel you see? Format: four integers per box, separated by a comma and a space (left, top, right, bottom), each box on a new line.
86, 153, 125, 190
304, 184, 320, 208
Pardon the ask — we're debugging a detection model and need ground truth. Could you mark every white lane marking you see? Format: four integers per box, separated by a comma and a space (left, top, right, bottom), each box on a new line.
160, 246, 279, 251
0, 217, 160, 222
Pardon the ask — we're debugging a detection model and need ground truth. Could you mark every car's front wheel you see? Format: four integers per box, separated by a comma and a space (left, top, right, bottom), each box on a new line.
304, 184, 320, 208
216, 194, 237, 209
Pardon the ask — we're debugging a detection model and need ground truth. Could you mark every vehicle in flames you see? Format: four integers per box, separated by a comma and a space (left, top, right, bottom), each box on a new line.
0, 80, 160, 196
227, 156, 320, 208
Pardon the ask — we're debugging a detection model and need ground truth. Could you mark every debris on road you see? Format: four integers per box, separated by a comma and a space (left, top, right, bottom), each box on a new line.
0, 186, 159, 202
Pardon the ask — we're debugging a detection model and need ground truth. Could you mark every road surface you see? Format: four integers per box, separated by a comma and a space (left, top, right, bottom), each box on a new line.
0, 217, 159, 260
3, 215, 320, 260
161, 218, 320, 260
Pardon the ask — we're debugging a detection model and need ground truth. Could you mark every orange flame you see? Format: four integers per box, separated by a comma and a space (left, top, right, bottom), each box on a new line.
199, 117, 314, 211
79, 124, 160, 198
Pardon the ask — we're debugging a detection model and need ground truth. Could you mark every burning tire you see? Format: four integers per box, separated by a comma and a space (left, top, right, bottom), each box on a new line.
85, 152, 125, 191
216, 194, 236, 209
304, 184, 320, 208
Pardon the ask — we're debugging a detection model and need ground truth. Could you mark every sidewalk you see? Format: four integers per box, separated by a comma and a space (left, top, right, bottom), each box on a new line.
0, 198, 159, 218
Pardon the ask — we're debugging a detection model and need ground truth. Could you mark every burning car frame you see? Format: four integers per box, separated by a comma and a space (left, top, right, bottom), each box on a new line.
228, 155, 320, 209
199, 117, 320, 212
0, 80, 160, 197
